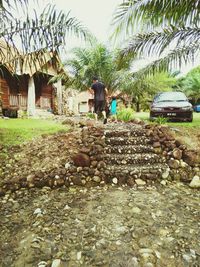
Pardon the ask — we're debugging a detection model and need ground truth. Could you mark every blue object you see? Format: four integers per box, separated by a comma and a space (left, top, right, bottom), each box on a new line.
110, 99, 117, 115
194, 104, 200, 112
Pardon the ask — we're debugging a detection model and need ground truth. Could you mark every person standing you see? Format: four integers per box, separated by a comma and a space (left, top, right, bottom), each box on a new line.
110, 96, 117, 121
90, 76, 108, 124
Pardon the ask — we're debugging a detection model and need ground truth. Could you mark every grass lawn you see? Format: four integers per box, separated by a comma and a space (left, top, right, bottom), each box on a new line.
134, 111, 200, 128
0, 118, 69, 146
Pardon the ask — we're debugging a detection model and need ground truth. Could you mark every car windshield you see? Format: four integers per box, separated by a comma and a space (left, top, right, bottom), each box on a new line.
154, 92, 187, 103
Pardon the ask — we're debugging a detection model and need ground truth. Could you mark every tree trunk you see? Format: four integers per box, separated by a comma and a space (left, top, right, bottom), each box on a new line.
136, 101, 140, 112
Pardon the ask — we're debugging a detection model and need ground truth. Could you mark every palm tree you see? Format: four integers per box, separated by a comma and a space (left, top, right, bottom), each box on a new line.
61, 43, 133, 93
121, 71, 177, 111
0, 1, 91, 72
112, 0, 200, 75
177, 66, 200, 103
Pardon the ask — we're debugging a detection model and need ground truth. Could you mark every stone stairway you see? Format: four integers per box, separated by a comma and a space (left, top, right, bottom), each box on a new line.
103, 123, 169, 184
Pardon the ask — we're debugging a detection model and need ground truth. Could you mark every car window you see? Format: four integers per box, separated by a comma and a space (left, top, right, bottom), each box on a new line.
154, 92, 187, 103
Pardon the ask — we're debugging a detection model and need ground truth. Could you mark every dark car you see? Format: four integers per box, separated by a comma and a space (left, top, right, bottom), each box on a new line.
150, 92, 193, 122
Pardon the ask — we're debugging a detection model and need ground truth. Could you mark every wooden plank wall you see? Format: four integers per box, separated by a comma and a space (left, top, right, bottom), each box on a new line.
0, 78, 9, 108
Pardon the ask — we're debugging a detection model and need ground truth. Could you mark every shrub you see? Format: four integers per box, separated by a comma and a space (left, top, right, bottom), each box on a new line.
86, 112, 95, 119
117, 108, 134, 122
154, 116, 168, 124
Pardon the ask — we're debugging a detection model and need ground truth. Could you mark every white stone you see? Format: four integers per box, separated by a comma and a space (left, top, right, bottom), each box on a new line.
33, 208, 42, 215
132, 207, 141, 214
93, 176, 101, 183
38, 261, 48, 267
65, 163, 70, 169
51, 259, 62, 267
189, 175, 200, 188
160, 180, 167, 186
112, 178, 118, 184
183, 254, 192, 263
77, 251, 82, 260
180, 160, 188, 168
162, 169, 170, 179
135, 179, 146, 186
64, 204, 71, 210
155, 250, 161, 259
139, 248, 154, 254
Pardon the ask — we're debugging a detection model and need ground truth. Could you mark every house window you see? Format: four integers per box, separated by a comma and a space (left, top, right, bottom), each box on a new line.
79, 101, 88, 113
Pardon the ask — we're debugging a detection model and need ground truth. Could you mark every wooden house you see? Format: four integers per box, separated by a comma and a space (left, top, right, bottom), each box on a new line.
0, 40, 65, 117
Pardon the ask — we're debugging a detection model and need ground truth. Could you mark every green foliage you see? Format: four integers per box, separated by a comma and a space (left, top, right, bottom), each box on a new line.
112, 0, 200, 76
117, 107, 134, 122
154, 116, 169, 125
134, 111, 200, 127
177, 66, 200, 103
0, 119, 69, 146
120, 71, 177, 112
64, 43, 133, 92
86, 113, 95, 119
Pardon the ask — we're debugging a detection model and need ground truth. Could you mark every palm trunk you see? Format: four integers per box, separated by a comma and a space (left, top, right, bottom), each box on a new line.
136, 101, 140, 112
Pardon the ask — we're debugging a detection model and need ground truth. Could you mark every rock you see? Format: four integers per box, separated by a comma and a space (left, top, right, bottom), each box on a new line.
180, 160, 188, 168
62, 118, 75, 126
132, 207, 141, 214
160, 180, 167, 186
27, 174, 35, 182
112, 178, 118, 184
172, 148, 182, 160
38, 261, 48, 267
0, 188, 5, 197
135, 179, 146, 186
153, 142, 161, 148
168, 159, 179, 169
79, 147, 90, 154
91, 161, 98, 167
72, 153, 91, 167
51, 259, 62, 267
65, 162, 70, 169
33, 208, 42, 215
77, 251, 82, 260
189, 175, 200, 188
182, 150, 200, 167
162, 169, 170, 179
139, 248, 154, 254
144, 263, 154, 267
71, 176, 83, 186
127, 178, 135, 186
93, 176, 101, 183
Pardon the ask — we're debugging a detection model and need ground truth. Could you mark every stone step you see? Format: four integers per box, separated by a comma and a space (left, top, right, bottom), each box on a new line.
105, 136, 151, 146
105, 153, 164, 165
105, 144, 154, 154
106, 163, 168, 180
105, 129, 146, 138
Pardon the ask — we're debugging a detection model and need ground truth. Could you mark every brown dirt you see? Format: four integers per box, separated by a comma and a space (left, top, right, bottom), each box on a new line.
170, 126, 200, 152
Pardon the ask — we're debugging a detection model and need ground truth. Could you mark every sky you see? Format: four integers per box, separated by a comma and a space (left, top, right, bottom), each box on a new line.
20, 0, 200, 75
27, 0, 122, 50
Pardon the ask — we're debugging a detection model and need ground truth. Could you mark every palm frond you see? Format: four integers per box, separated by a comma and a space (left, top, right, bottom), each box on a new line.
0, 4, 92, 73
132, 43, 200, 77
121, 26, 200, 58
112, 0, 200, 38
0, 0, 29, 19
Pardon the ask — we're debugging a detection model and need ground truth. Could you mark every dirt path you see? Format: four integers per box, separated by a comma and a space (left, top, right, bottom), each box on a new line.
0, 182, 199, 267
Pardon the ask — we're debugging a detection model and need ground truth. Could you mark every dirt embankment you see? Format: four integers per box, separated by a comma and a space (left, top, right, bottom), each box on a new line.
170, 126, 200, 153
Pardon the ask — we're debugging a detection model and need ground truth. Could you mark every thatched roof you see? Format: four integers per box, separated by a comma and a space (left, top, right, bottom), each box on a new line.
0, 39, 64, 76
